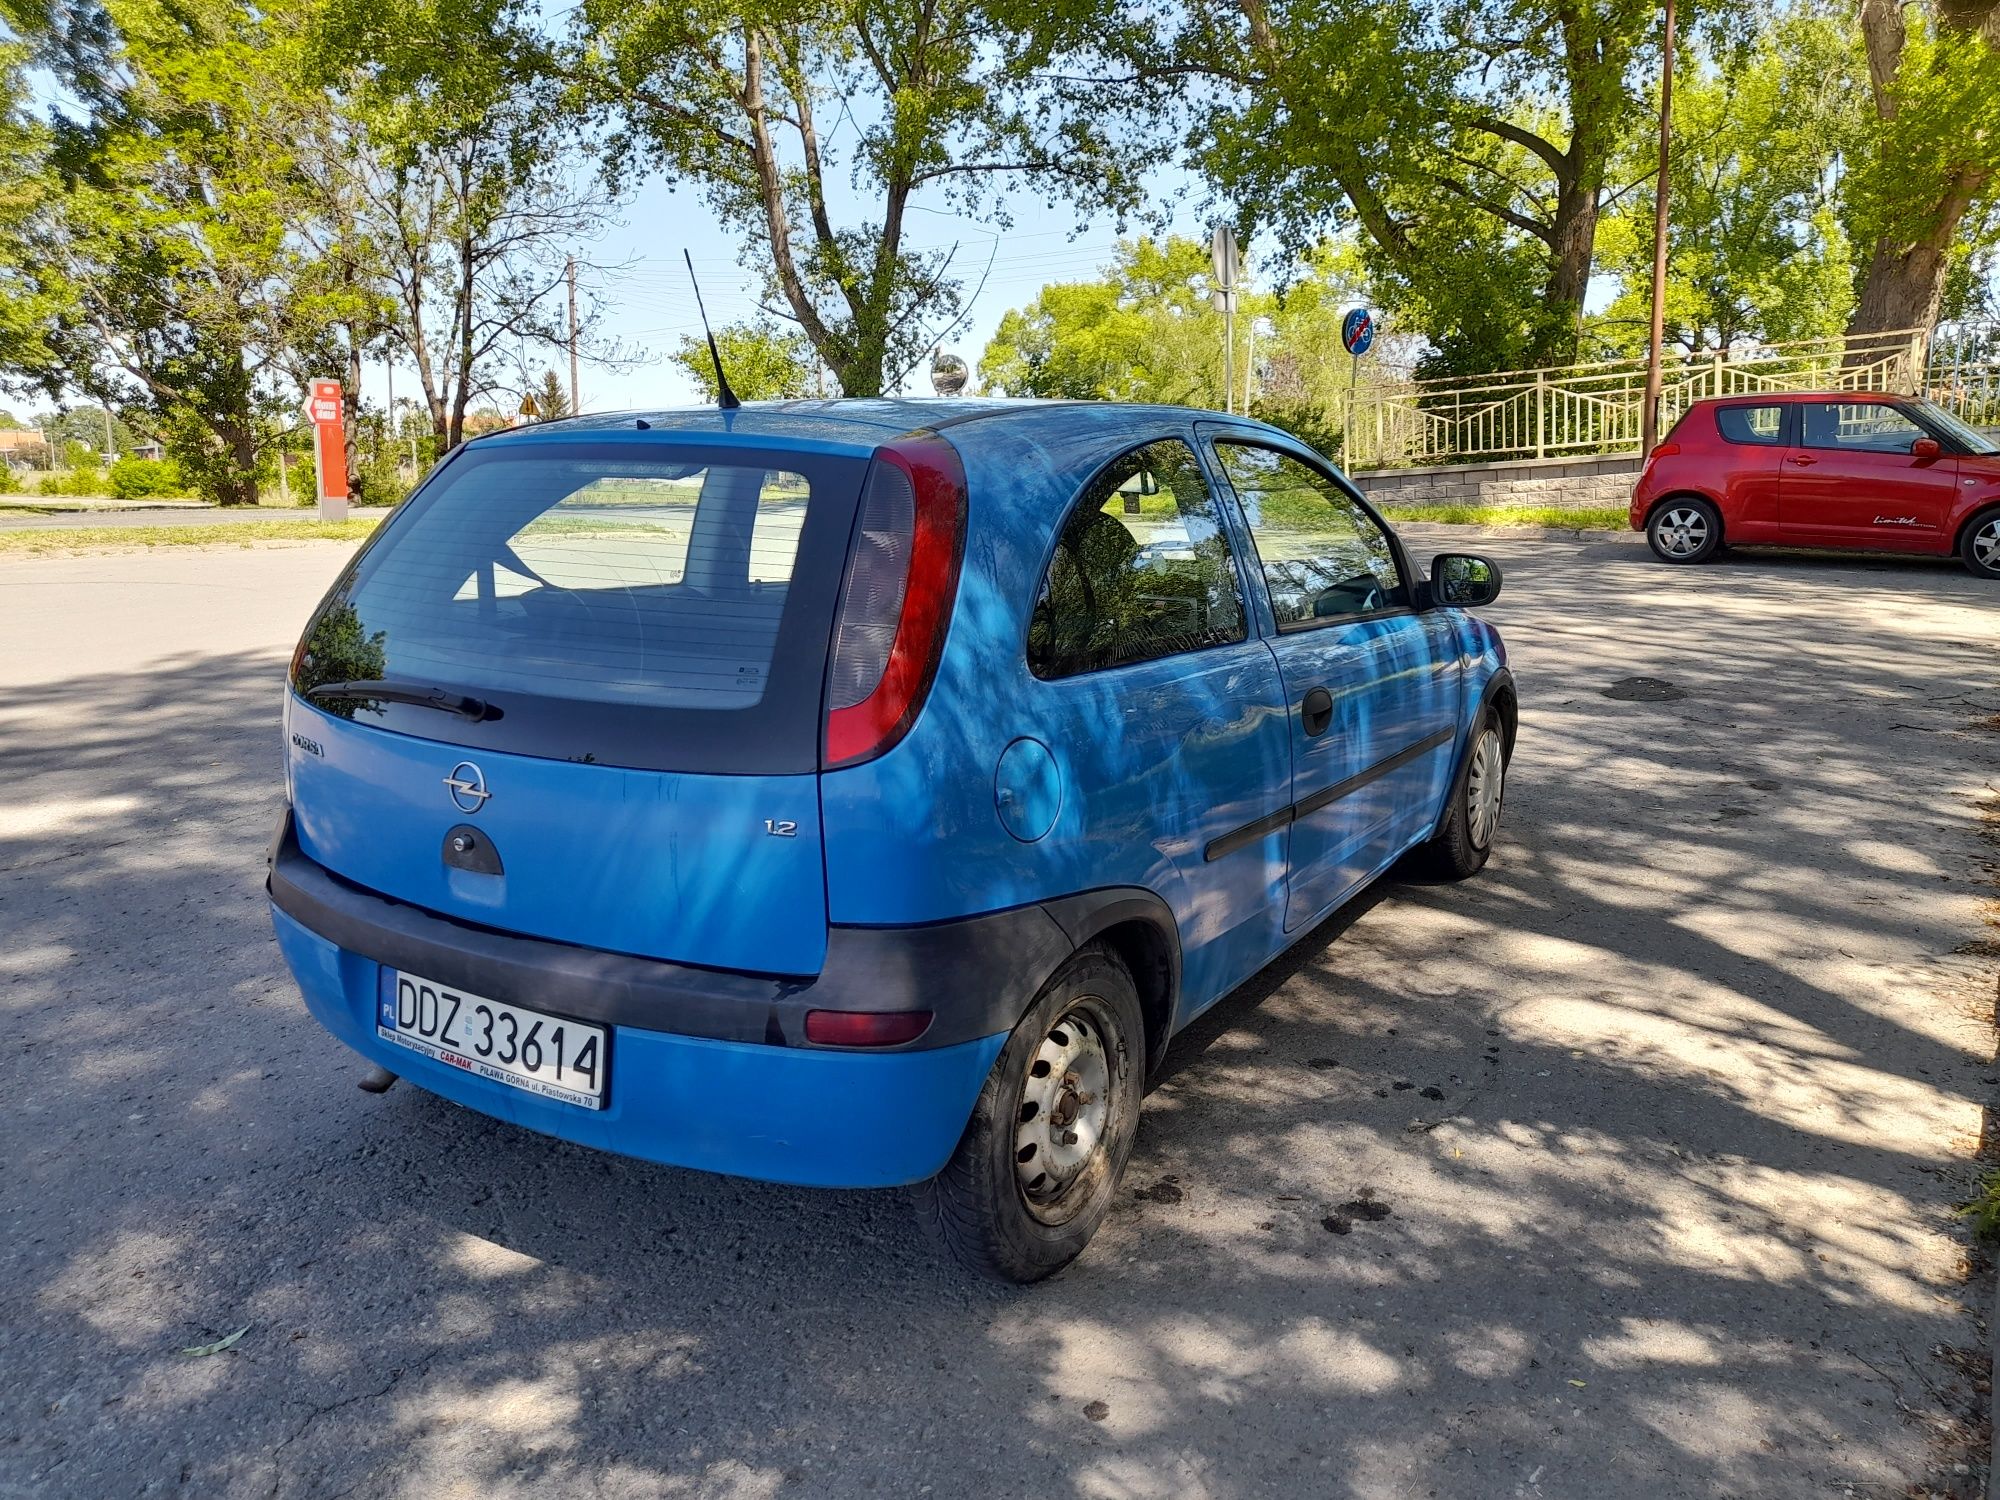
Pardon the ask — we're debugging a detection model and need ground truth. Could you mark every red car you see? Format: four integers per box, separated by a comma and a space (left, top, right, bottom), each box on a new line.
1629, 392, 2000, 578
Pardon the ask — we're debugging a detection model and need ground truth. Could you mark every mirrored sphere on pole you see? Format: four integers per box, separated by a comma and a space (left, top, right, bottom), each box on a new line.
931, 352, 969, 397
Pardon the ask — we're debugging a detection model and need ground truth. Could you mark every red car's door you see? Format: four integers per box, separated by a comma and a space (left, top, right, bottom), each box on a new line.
1710, 401, 1789, 538
1779, 399, 1959, 550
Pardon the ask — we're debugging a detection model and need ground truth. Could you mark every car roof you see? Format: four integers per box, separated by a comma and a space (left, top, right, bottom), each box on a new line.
470, 398, 1290, 459
1690, 391, 1913, 406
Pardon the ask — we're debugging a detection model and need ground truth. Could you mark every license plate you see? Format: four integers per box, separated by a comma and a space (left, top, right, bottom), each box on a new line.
378, 971, 606, 1110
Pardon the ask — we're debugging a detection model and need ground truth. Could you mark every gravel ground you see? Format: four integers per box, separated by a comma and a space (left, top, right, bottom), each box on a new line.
0, 532, 1995, 1499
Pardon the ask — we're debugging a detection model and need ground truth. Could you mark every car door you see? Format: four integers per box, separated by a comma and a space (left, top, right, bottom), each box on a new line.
1780, 399, 1959, 547
1708, 401, 1789, 538
1204, 434, 1461, 931
1023, 434, 1295, 1010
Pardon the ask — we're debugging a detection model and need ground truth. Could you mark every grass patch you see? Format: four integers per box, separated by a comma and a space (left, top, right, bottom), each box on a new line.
0, 516, 383, 557
1377, 503, 1630, 530
1958, 1168, 2000, 1243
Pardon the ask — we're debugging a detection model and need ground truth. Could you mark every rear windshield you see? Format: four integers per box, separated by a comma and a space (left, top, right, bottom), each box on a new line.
293, 440, 867, 775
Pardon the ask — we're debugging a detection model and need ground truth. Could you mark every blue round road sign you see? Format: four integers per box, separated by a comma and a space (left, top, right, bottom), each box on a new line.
1341, 307, 1376, 356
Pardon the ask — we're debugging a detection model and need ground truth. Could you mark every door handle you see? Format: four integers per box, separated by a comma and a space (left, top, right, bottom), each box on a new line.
1787, 454, 1817, 467
1300, 687, 1334, 738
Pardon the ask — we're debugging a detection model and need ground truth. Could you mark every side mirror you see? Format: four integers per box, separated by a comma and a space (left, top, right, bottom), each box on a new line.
1430, 553, 1503, 609
1911, 436, 1941, 459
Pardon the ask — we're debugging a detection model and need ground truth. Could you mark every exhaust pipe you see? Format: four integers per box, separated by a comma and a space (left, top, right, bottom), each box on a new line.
356, 1065, 399, 1095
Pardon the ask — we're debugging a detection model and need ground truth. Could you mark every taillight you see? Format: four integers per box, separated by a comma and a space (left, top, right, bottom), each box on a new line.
823, 435, 967, 767
804, 1009, 934, 1047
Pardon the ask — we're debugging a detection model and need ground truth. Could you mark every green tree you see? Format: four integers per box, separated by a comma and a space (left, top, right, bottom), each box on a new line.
531, 367, 570, 420
304, 0, 614, 451
1842, 0, 2000, 341
672, 321, 817, 402
574, 0, 1147, 397
1084, 0, 1659, 370
34, 403, 134, 458
11, 0, 333, 502
979, 237, 1229, 404
1594, 19, 1861, 356
980, 235, 1379, 414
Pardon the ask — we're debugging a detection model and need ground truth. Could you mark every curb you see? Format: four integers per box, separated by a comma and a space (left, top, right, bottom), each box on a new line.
1387, 522, 1641, 544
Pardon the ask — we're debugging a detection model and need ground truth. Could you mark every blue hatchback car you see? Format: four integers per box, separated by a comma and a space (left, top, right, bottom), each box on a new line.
269, 399, 1514, 1280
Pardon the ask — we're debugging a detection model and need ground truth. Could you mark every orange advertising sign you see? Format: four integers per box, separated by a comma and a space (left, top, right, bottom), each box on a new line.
302, 378, 347, 518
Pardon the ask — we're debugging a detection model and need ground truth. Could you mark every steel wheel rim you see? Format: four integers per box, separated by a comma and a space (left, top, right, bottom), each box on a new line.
1015, 1001, 1113, 1222
1975, 517, 2000, 571
1655, 507, 1709, 557
1466, 728, 1504, 849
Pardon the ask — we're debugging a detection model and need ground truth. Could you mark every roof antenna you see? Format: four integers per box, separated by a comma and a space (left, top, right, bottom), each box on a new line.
683, 249, 740, 411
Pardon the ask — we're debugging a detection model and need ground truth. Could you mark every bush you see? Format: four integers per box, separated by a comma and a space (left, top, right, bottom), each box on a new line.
354, 449, 413, 508
108, 456, 187, 499
1248, 399, 1346, 462
33, 468, 109, 498
0, 464, 20, 495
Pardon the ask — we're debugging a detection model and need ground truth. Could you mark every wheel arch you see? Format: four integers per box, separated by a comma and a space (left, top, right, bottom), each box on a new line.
1038, 888, 1181, 1076
1644, 490, 1727, 541
1430, 667, 1517, 842
1952, 501, 2000, 557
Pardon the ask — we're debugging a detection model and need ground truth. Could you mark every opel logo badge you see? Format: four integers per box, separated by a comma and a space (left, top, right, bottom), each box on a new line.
443, 761, 491, 814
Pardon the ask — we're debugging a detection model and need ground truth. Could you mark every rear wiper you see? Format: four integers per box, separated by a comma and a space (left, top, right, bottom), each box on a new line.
304, 679, 501, 722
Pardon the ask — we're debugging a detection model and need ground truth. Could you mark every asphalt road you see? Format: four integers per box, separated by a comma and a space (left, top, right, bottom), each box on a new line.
1, 532, 1996, 1499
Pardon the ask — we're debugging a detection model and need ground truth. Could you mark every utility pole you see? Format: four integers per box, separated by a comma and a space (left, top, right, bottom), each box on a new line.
566, 257, 581, 415
101, 404, 113, 461
1640, 0, 1677, 455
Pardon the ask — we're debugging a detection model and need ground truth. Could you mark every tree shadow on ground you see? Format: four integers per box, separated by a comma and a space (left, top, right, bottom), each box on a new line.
1, 540, 1996, 1499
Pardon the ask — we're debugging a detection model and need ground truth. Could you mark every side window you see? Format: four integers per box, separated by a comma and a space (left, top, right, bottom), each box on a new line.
1715, 405, 1784, 445
1213, 442, 1408, 628
1800, 401, 1927, 453
1027, 438, 1248, 679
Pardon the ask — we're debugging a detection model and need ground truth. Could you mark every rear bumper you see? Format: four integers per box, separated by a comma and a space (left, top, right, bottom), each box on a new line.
265, 810, 1035, 1186
272, 906, 1005, 1188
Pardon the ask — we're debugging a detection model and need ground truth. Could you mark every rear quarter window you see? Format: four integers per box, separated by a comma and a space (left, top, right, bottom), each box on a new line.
1714, 405, 1784, 445
1027, 438, 1248, 678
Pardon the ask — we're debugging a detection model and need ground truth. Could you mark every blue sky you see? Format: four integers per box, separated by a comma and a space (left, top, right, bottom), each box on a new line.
359, 164, 1226, 418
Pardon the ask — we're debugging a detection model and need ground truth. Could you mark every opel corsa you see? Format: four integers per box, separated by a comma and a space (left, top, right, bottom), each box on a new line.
268, 400, 1516, 1281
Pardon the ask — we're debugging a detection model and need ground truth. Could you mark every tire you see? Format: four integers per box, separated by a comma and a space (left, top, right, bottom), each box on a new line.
915, 945, 1145, 1283
1962, 509, 2000, 579
1646, 497, 1723, 564
1412, 712, 1506, 880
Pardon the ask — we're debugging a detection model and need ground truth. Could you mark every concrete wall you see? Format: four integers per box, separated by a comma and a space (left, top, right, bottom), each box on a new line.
1348, 452, 1642, 512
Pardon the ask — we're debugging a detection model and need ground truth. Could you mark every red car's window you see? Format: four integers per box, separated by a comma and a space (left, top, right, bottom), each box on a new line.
1799, 402, 1928, 453
1714, 405, 1784, 445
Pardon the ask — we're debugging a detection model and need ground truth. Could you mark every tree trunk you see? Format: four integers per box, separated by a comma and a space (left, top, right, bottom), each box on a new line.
1534, 178, 1599, 366
342, 330, 363, 501
742, 26, 853, 388
1533, 0, 1626, 367
1846, 169, 1988, 344
1845, 0, 1996, 349
211, 419, 260, 506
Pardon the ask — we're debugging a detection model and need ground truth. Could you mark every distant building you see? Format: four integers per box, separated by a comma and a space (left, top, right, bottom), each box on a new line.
0, 429, 49, 469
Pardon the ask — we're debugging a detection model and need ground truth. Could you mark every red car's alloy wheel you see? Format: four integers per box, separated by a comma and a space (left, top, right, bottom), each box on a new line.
1968, 514, 2000, 577
1652, 504, 1713, 560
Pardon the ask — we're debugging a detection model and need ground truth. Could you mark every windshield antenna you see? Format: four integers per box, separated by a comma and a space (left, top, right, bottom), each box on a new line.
683, 249, 741, 411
